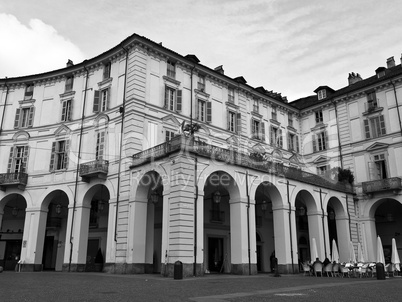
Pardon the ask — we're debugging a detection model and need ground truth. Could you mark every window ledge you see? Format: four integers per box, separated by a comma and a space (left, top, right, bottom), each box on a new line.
270, 119, 280, 126
163, 75, 181, 86
98, 77, 113, 89
287, 125, 297, 132
311, 123, 327, 131
226, 101, 239, 109
59, 91, 76, 99
195, 89, 210, 98
362, 107, 383, 116
19, 98, 36, 105
252, 111, 262, 118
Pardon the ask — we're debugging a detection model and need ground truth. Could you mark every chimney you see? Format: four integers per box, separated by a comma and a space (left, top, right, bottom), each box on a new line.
348, 72, 363, 85
387, 56, 395, 68
214, 65, 224, 74
66, 59, 74, 67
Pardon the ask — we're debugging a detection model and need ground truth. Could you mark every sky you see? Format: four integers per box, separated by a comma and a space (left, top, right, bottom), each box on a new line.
1, 0, 402, 102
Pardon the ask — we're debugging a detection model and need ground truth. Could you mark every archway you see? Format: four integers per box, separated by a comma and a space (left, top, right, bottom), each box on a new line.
0, 194, 27, 270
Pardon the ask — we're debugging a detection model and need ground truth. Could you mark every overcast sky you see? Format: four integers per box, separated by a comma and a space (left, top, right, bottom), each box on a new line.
1, 0, 402, 101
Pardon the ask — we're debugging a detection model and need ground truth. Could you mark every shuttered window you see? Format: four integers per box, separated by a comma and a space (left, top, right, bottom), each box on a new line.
14, 107, 35, 129
96, 132, 106, 160
313, 131, 328, 152
164, 86, 182, 112
49, 140, 69, 171
61, 99, 72, 122
363, 115, 386, 139
7, 146, 29, 174
93, 88, 110, 113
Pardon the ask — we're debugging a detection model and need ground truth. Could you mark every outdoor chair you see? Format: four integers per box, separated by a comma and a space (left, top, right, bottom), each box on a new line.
332, 263, 340, 277
393, 264, 401, 277
323, 263, 333, 277
313, 262, 323, 277
302, 263, 311, 276
385, 264, 391, 277
358, 263, 368, 278
339, 265, 350, 277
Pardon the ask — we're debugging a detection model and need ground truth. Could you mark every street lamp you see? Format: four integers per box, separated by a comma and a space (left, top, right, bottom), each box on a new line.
150, 191, 159, 204
213, 191, 221, 204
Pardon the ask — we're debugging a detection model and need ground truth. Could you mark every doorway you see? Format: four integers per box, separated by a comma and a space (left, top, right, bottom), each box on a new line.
42, 236, 56, 270
208, 237, 224, 273
86, 238, 100, 272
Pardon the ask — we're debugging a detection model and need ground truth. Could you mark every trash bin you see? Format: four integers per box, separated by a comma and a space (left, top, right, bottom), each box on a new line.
376, 263, 385, 280
174, 260, 183, 280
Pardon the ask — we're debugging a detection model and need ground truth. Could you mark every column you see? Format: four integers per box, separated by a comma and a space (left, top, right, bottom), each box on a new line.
307, 210, 325, 260
335, 213, 351, 262
195, 192, 204, 275
105, 197, 117, 269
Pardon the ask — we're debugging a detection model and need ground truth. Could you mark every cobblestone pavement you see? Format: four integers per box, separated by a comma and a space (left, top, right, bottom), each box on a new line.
1, 271, 402, 301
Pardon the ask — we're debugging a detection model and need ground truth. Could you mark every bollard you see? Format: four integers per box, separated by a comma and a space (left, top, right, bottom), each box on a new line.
376, 263, 385, 280
174, 261, 183, 280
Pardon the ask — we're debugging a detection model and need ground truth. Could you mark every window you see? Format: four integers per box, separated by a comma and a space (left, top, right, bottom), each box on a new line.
288, 133, 299, 153
251, 119, 265, 140
14, 106, 35, 129
24, 84, 34, 100
317, 165, 330, 176
96, 132, 106, 160
227, 111, 241, 133
93, 89, 109, 113
164, 86, 182, 112
198, 75, 205, 91
103, 62, 111, 80
315, 110, 323, 124
167, 60, 176, 79
7, 146, 29, 175
197, 99, 212, 122
369, 154, 388, 180
272, 106, 277, 121
49, 140, 69, 171
363, 115, 386, 139
288, 113, 293, 127
317, 89, 326, 100
270, 126, 283, 147
253, 99, 259, 113
61, 99, 72, 122
312, 131, 328, 152
165, 130, 176, 142
65, 76, 74, 92
210, 199, 223, 222
228, 88, 235, 103
366, 91, 378, 111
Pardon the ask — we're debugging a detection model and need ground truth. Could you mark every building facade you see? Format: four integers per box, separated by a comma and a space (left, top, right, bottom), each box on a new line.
0, 33, 399, 276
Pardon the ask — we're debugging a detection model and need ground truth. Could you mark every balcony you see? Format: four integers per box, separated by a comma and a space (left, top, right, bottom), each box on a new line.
79, 160, 109, 182
0, 172, 28, 191
362, 177, 402, 196
131, 136, 354, 194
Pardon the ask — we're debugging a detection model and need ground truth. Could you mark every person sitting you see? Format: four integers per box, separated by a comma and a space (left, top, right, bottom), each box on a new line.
323, 257, 331, 266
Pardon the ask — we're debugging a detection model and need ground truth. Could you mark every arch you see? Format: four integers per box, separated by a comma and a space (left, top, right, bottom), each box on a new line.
294, 189, 317, 213
82, 183, 111, 208
0, 192, 29, 210
39, 188, 72, 211
203, 170, 240, 202
12, 130, 30, 142
94, 113, 110, 128
253, 181, 283, 209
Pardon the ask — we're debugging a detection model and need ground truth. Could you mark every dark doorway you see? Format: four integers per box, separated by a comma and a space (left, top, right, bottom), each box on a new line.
256, 245, 262, 272
208, 237, 224, 273
3, 240, 22, 270
86, 239, 100, 272
42, 236, 56, 270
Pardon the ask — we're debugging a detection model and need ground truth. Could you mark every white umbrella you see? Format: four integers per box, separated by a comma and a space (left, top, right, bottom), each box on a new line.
349, 241, 356, 263
376, 236, 385, 266
357, 242, 365, 263
391, 238, 400, 272
331, 239, 340, 263
311, 237, 319, 262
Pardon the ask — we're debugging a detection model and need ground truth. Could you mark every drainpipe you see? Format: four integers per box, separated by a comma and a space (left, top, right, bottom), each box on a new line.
390, 81, 402, 137
69, 63, 89, 271
287, 180, 295, 273
0, 78, 9, 137
346, 195, 352, 239
246, 171, 251, 275
331, 100, 343, 168
114, 46, 129, 242
193, 157, 198, 276
319, 189, 327, 258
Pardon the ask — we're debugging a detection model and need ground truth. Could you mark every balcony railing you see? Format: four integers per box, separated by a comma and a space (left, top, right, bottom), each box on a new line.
362, 177, 402, 195
131, 136, 354, 193
79, 160, 109, 182
0, 172, 28, 191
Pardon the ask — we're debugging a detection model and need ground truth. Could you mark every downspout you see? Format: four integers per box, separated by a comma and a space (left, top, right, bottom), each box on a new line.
0, 79, 9, 137
319, 189, 327, 258
193, 157, 198, 276
331, 100, 343, 168
246, 171, 251, 275
346, 195, 352, 239
69, 63, 89, 271
390, 81, 402, 137
287, 180, 294, 273
114, 45, 129, 242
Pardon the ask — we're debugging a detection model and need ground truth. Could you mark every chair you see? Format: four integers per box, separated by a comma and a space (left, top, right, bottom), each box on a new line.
332, 263, 340, 277
323, 263, 333, 277
393, 263, 401, 277
385, 264, 391, 277
340, 265, 350, 277
302, 263, 311, 276
358, 264, 368, 278
313, 262, 323, 277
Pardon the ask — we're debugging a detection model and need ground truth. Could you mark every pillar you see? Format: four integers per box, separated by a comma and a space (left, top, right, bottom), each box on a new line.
335, 213, 351, 262
104, 197, 117, 271
307, 210, 325, 260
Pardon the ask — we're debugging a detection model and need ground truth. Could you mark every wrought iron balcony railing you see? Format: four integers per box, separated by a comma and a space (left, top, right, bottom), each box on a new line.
131, 136, 354, 193
362, 177, 402, 195
79, 160, 109, 181
0, 172, 28, 191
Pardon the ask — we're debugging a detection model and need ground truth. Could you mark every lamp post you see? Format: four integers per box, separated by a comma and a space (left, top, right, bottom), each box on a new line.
150, 191, 159, 204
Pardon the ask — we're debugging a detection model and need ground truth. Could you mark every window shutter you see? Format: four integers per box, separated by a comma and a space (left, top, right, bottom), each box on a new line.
261, 121, 265, 141
49, 142, 56, 171
68, 100, 72, 121
312, 134, 317, 152
93, 90, 100, 112
251, 119, 255, 138
206, 101, 212, 123
379, 115, 386, 135
14, 108, 21, 128
279, 128, 283, 147
296, 135, 300, 153
164, 86, 168, 109
63, 140, 70, 169
22, 146, 29, 173
176, 90, 182, 112
227, 110, 230, 130
270, 126, 274, 145
61, 100, 67, 121
7, 147, 15, 173
106, 88, 110, 110
236, 113, 242, 133
363, 119, 370, 139
287, 134, 291, 151
165, 130, 170, 142
27, 106, 35, 127
324, 131, 329, 150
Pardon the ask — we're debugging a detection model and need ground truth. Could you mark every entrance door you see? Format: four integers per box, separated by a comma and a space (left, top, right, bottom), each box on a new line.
42, 236, 56, 270
208, 237, 224, 273
86, 239, 99, 272
3, 240, 22, 270
256, 245, 262, 272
